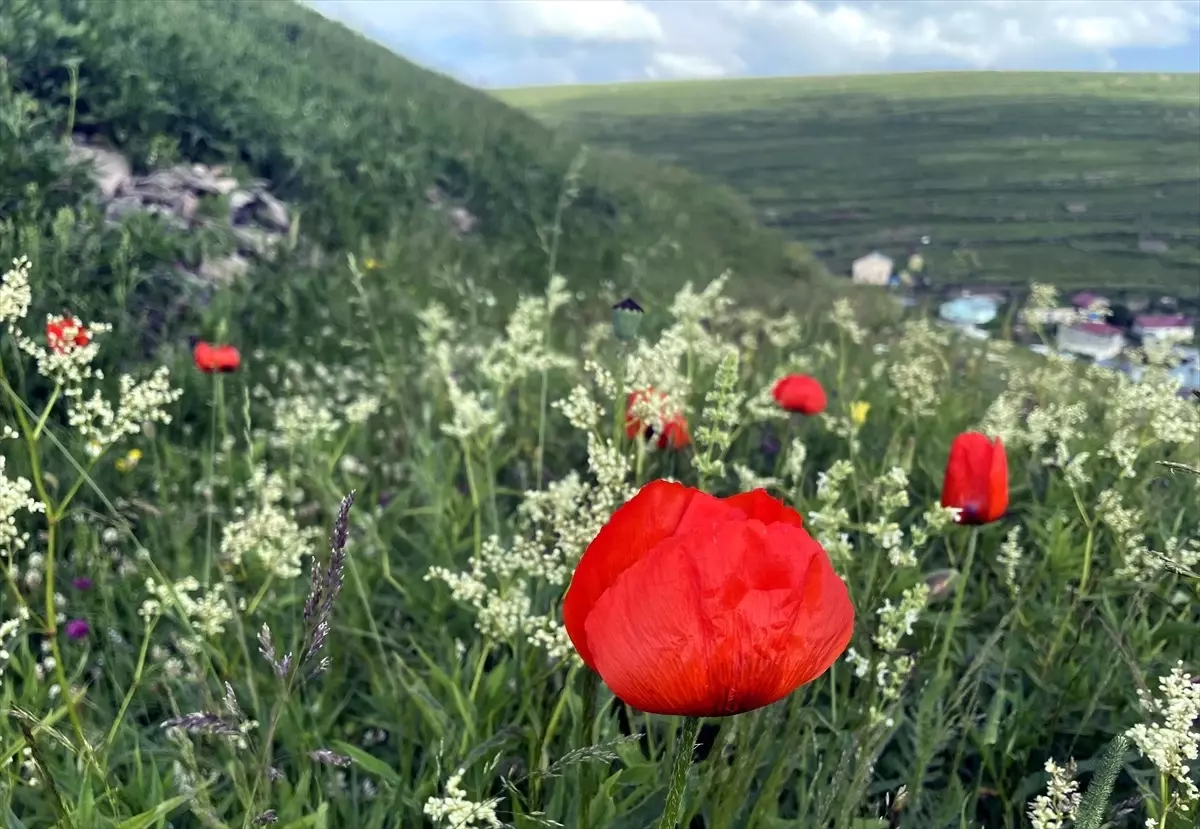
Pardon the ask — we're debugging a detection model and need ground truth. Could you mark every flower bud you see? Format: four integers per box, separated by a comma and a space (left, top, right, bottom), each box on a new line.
611, 297, 644, 341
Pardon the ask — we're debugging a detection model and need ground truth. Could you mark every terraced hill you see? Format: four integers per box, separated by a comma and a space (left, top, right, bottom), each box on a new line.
503, 72, 1200, 298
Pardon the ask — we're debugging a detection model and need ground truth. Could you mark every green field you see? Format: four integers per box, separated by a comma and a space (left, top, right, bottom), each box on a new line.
502, 72, 1200, 297
2, 2, 1200, 828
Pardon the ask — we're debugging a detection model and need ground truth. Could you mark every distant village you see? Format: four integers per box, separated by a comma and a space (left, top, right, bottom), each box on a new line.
848, 249, 1200, 399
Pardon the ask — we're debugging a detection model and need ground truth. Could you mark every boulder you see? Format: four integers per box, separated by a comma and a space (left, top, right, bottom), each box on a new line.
67, 137, 132, 199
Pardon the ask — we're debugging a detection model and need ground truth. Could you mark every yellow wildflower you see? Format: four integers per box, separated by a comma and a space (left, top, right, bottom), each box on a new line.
850, 401, 870, 427
115, 447, 143, 473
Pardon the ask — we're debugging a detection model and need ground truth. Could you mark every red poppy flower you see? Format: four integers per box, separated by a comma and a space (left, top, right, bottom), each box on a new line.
940, 432, 1008, 525
772, 374, 827, 415
625, 388, 690, 450
563, 480, 853, 717
46, 315, 90, 354
193, 341, 241, 373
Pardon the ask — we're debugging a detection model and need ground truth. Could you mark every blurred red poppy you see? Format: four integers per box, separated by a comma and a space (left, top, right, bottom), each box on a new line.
193, 341, 241, 373
772, 374, 827, 415
625, 387, 690, 450
941, 432, 1008, 525
563, 480, 853, 717
46, 315, 90, 354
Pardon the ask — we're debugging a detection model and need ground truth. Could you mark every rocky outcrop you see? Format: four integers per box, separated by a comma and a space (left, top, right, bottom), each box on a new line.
67, 136, 481, 288
67, 134, 292, 286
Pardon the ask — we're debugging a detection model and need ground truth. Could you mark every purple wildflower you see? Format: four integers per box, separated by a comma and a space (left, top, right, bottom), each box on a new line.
72, 577, 93, 591
65, 619, 90, 640
760, 430, 781, 460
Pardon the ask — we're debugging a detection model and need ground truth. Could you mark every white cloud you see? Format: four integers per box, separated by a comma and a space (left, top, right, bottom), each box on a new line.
648, 51, 736, 80
505, 0, 664, 43
309, 0, 1200, 87
712, 0, 1200, 72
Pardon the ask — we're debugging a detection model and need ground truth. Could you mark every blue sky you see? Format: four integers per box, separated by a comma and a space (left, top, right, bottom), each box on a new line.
309, 0, 1200, 89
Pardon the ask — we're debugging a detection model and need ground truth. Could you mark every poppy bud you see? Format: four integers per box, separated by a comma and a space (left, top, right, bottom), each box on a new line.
611, 297, 644, 341
941, 432, 1008, 525
772, 374, 827, 415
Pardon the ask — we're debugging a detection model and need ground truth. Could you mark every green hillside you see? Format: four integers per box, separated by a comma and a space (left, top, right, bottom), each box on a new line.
502, 72, 1200, 297
2, 0, 832, 326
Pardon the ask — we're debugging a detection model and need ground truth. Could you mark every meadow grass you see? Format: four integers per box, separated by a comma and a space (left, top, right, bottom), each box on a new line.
501, 72, 1200, 299
0, 248, 1198, 828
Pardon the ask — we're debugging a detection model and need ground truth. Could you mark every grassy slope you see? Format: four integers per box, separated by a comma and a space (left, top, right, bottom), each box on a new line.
2, 0, 836, 322
502, 71, 1200, 298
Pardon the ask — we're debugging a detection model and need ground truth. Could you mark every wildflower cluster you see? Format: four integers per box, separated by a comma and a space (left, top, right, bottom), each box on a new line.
220, 465, 324, 580
1026, 758, 1081, 829
256, 358, 383, 453
0, 256, 182, 458
140, 576, 235, 649
887, 319, 950, 418
1127, 661, 1200, 811
423, 766, 502, 828
426, 427, 634, 660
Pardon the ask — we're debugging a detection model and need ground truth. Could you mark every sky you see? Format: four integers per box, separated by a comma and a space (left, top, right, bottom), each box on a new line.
308, 0, 1200, 89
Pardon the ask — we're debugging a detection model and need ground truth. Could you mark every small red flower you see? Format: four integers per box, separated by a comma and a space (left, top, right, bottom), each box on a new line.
46, 315, 90, 354
563, 480, 854, 717
625, 387, 690, 450
772, 374, 827, 415
193, 341, 241, 373
940, 432, 1008, 525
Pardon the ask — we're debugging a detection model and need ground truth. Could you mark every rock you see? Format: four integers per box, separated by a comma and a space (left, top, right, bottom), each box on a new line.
448, 205, 476, 235
178, 191, 199, 222
252, 191, 290, 231
182, 164, 236, 196
67, 138, 132, 199
229, 190, 255, 216
104, 196, 144, 222
199, 254, 251, 285
233, 226, 280, 260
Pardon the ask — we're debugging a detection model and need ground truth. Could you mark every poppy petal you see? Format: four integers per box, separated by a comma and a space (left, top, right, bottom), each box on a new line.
562, 480, 739, 668
585, 520, 853, 716
722, 489, 804, 528
987, 436, 1009, 522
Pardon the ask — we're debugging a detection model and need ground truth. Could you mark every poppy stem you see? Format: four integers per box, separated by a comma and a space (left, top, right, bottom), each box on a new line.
655, 715, 701, 829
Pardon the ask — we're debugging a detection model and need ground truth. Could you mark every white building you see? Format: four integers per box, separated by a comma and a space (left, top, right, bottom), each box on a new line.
1056, 322, 1125, 362
851, 251, 894, 286
1133, 315, 1194, 345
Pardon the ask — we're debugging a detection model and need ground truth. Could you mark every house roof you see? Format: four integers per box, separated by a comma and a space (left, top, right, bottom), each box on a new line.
1135, 314, 1193, 328
1071, 291, 1109, 308
1069, 322, 1122, 336
854, 251, 893, 265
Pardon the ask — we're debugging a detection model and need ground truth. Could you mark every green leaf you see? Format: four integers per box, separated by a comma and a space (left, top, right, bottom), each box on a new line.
113, 795, 191, 829
329, 741, 401, 786
4, 805, 27, 829
73, 782, 96, 828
